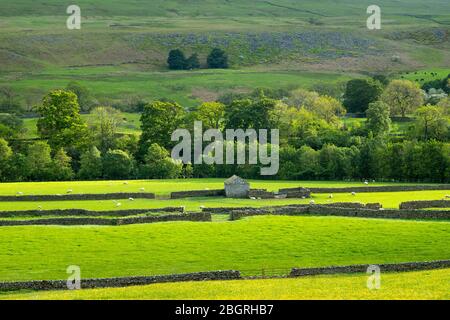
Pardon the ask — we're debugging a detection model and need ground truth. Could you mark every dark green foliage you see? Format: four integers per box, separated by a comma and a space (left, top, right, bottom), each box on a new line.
167, 49, 187, 70
186, 54, 201, 70
207, 48, 229, 69
343, 79, 383, 113
102, 149, 134, 180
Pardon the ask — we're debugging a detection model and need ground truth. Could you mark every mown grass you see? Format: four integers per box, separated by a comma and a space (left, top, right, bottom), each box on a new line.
2, 268, 449, 300
0, 190, 448, 212
0, 215, 449, 281
0, 178, 436, 196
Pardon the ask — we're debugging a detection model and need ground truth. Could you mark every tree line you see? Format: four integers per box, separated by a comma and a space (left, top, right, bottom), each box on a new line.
0, 73, 449, 182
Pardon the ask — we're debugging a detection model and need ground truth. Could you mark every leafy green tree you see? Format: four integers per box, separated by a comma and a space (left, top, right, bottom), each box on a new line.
36, 90, 89, 152
25, 141, 53, 181
195, 102, 225, 130
139, 143, 182, 179
167, 49, 187, 70
89, 106, 122, 153
413, 106, 449, 141
0, 86, 23, 114
365, 101, 391, 136
0, 113, 24, 140
51, 149, 74, 181
225, 96, 276, 130
207, 48, 228, 69
186, 54, 200, 70
138, 101, 185, 159
343, 79, 383, 113
66, 81, 95, 112
78, 146, 103, 179
102, 149, 134, 179
0, 138, 12, 181
382, 80, 424, 118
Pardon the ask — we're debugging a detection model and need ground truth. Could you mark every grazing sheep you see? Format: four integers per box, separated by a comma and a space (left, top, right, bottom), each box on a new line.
123, 182, 129, 185
445, 195, 450, 199
250, 197, 257, 200
129, 197, 134, 201
309, 200, 315, 205
67, 189, 73, 193
139, 188, 145, 192
329, 194, 333, 199
116, 203, 122, 207
17, 191, 23, 195
37, 206, 42, 211
200, 205, 205, 209
351, 192, 356, 196
364, 181, 369, 185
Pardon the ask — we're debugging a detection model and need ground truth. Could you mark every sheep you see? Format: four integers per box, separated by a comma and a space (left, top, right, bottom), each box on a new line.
17, 191, 23, 195
309, 200, 315, 205
364, 181, 369, 185
139, 187, 145, 192
116, 202, 122, 207
250, 197, 257, 200
37, 205, 42, 211
123, 182, 129, 185
445, 195, 450, 199
329, 194, 333, 199
129, 197, 134, 201
67, 189, 73, 193
351, 192, 356, 196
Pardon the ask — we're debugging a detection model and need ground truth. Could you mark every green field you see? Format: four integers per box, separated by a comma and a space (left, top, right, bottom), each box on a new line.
0, 178, 434, 196
2, 268, 449, 300
0, 190, 448, 212
1, 215, 449, 281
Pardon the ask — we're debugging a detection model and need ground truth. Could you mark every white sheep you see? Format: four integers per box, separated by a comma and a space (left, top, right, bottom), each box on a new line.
200, 205, 205, 209
329, 194, 333, 199
364, 181, 369, 185
123, 181, 129, 185
129, 197, 134, 201
250, 197, 257, 200
116, 202, 122, 207
351, 192, 356, 196
17, 191, 23, 195
67, 189, 73, 193
309, 200, 315, 205
139, 187, 145, 192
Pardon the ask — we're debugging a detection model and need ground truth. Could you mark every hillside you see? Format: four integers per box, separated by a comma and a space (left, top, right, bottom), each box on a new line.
0, 0, 449, 106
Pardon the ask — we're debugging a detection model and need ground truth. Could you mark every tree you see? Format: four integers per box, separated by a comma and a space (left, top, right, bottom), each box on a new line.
207, 48, 228, 69
306, 95, 346, 124
343, 79, 383, 113
381, 80, 424, 118
225, 96, 276, 130
138, 101, 185, 159
186, 54, 200, 70
25, 141, 53, 181
36, 90, 89, 152
0, 86, 23, 114
167, 49, 187, 70
102, 150, 134, 179
139, 143, 182, 179
195, 102, 225, 130
365, 101, 391, 136
51, 149, 74, 181
66, 81, 94, 112
413, 106, 449, 141
89, 106, 122, 153
78, 146, 103, 179
0, 138, 12, 181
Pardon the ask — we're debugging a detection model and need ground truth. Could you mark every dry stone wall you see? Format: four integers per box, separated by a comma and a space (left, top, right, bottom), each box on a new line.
0, 193, 155, 202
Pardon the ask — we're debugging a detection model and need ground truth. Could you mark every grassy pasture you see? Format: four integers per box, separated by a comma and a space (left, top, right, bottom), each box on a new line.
0, 215, 449, 281
0, 190, 448, 212
2, 268, 449, 300
0, 178, 436, 196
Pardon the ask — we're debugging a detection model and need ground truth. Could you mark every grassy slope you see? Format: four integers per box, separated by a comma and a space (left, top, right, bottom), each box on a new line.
0, 216, 449, 281
0, 190, 448, 212
0, 179, 436, 196
1, 1, 448, 106
2, 269, 449, 300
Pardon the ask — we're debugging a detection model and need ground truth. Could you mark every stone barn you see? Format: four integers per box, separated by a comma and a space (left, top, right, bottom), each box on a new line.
224, 175, 250, 198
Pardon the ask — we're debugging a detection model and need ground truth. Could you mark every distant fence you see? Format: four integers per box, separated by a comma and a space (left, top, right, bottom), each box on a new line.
290, 260, 450, 277
0, 270, 241, 292
400, 200, 450, 210
170, 189, 225, 199
0, 193, 155, 202
1, 259, 449, 292
0, 212, 211, 226
0, 207, 185, 218
307, 185, 450, 194
229, 204, 450, 221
